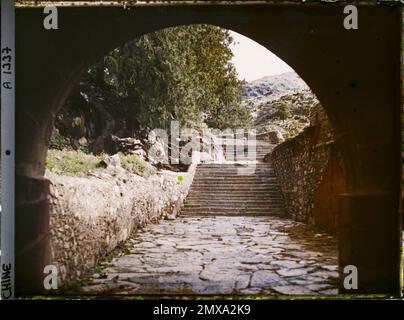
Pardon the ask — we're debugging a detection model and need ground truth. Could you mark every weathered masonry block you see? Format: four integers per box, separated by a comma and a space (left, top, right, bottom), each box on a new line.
47, 166, 195, 287
270, 105, 346, 231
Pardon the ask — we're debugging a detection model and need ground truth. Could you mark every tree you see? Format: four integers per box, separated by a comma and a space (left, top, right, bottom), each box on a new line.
58, 24, 253, 145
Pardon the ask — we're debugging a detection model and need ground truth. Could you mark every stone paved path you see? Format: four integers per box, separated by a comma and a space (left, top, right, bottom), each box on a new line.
82, 216, 338, 296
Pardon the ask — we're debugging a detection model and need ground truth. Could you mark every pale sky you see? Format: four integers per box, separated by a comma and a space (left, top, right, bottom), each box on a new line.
229, 31, 293, 82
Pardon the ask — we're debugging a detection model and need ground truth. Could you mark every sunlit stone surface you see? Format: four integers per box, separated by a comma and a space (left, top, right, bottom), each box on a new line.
81, 216, 338, 296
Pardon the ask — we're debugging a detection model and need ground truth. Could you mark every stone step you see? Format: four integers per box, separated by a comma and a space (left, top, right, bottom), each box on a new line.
183, 201, 284, 207
185, 195, 283, 199
184, 198, 284, 204
184, 203, 284, 207
196, 170, 275, 172
221, 152, 272, 154
182, 205, 283, 210
185, 201, 283, 205
197, 168, 274, 173
189, 186, 281, 190
222, 146, 272, 149
223, 157, 270, 159
189, 188, 280, 192
192, 178, 277, 181
194, 169, 276, 175
184, 206, 285, 211
182, 210, 285, 215
185, 195, 283, 200
181, 155, 285, 217
191, 181, 279, 185
224, 154, 269, 157
194, 175, 274, 178
196, 166, 273, 169
193, 174, 276, 177
189, 186, 279, 190
223, 154, 271, 157
185, 204, 283, 208
196, 167, 273, 169
196, 164, 272, 168
189, 192, 280, 196
228, 157, 269, 159
188, 190, 282, 194
195, 169, 275, 172
220, 146, 273, 149
194, 181, 274, 186
192, 181, 277, 184
191, 183, 278, 187
196, 168, 272, 171
187, 190, 283, 200
191, 181, 278, 185
182, 200, 281, 204
190, 186, 279, 189
193, 175, 276, 179
180, 210, 285, 216
185, 199, 283, 203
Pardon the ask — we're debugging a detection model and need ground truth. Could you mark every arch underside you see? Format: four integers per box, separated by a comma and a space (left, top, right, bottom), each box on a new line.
15, 4, 402, 294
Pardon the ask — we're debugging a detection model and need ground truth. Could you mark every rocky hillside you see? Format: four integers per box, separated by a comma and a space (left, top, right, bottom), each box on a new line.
243, 71, 319, 139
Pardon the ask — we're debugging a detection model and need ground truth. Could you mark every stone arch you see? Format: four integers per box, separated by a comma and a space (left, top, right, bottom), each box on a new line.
15, 3, 401, 294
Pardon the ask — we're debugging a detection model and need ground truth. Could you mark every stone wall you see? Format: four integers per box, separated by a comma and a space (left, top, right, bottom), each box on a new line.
46, 164, 195, 287
270, 104, 346, 231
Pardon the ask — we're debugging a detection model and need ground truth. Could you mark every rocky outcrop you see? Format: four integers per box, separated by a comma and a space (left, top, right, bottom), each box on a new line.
47, 164, 195, 287
91, 135, 146, 158
243, 71, 319, 139
269, 105, 346, 231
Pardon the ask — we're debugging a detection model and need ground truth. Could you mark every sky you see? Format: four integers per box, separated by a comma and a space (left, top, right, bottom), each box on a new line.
229, 31, 293, 82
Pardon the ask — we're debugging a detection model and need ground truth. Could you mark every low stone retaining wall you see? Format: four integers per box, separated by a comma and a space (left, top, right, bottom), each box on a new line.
270, 105, 346, 231
47, 165, 195, 287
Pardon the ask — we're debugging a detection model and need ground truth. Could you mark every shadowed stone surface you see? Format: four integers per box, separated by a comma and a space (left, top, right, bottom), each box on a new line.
82, 216, 338, 295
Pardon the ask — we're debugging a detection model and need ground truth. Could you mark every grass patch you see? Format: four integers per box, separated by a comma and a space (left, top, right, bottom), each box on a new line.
121, 154, 156, 178
46, 149, 103, 176
47, 149, 157, 178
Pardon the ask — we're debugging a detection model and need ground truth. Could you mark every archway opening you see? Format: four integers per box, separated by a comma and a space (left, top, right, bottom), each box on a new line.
44, 24, 344, 295
13, 3, 402, 296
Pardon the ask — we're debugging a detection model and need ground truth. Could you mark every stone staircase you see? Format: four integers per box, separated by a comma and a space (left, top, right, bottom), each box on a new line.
181, 141, 286, 216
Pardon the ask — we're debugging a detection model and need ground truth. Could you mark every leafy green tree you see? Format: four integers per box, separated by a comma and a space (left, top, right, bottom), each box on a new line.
59, 25, 252, 144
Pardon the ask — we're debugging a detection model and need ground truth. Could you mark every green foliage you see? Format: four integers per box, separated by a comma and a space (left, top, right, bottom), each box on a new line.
120, 154, 156, 178
48, 134, 72, 151
46, 149, 103, 176
273, 102, 292, 120
283, 119, 302, 139
299, 104, 312, 118
67, 25, 252, 135
46, 149, 156, 178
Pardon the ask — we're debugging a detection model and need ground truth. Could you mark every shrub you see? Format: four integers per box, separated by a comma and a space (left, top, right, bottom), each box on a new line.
47, 149, 157, 178
120, 154, 157, 178
46, 149, 103, 176
272, 102, 291, 120
48, 133, 72, 151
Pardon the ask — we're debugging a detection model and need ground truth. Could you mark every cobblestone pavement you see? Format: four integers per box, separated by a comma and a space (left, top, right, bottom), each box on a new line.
82, 216, 338, 296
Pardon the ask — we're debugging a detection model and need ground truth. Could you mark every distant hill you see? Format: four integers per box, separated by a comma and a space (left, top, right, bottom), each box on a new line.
242, 72, 319, 139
